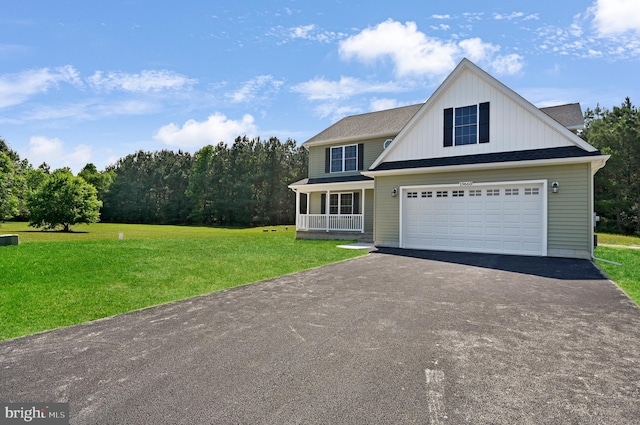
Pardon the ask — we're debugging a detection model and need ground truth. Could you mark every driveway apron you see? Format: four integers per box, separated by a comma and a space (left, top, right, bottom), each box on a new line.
1, 250, 639, 424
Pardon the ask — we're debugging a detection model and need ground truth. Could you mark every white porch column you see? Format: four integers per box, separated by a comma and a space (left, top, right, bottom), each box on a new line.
326, 190, 330, 232
361, 188, 365, 233
295, 190, 300, 230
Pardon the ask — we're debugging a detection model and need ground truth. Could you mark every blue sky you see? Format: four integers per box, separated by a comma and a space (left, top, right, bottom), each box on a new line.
1, 0, 639, 172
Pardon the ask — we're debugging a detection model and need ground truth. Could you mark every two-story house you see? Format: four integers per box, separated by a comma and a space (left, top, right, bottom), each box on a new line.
289, 58, 609, 259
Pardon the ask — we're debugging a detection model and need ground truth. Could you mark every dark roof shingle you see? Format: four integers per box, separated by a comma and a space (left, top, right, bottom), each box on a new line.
539, 103, 583, 129
304, 104, 423, 145
371, 146, 602, 172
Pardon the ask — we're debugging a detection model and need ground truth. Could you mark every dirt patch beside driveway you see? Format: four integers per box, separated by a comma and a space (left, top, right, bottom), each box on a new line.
1, 251, 639, 424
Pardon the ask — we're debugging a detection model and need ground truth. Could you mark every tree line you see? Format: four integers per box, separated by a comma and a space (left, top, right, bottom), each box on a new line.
0, 136, 307, 230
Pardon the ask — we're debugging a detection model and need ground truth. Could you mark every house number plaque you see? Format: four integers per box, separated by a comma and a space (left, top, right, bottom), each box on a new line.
459, 181, 474, 186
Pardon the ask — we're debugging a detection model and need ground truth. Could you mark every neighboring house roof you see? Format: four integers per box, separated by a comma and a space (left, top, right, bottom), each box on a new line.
539, 103, 584, 130
370, 146, 602, 172
302, 104, 423, 147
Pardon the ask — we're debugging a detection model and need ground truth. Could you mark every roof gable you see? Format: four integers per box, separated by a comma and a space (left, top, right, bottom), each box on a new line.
371, 58, 597, 170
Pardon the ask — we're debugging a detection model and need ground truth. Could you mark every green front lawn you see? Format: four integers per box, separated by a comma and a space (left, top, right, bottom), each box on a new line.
0, 222, 366, 341
595, 233, 640, 306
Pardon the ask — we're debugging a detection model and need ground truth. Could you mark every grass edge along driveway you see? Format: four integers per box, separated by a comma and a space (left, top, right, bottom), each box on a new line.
0, 222, 366, 341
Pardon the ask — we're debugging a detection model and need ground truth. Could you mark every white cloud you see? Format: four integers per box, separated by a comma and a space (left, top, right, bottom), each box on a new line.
338, 19, 523, 78
458, 38, 501, 64
279, 24, 347, 44
313, 103, 362, 121
430, 24, 450, 31
494, 12, 525, 20
535, 8, 640, 59
226, 75, 284, 103
0, 66, 82, 108
339, 19, 460, 77
591, 0, 640, 36
292, 76, 401, 100
88, 70, 196, 92
370, 98, 401, 111
291, 24, 316, 39
26, 136, 92, 172
493, 12, 538, 21
491, 54, 525, 75
153, 113, 258, 148
25, 99, 157, 121
431, 14, 451, 20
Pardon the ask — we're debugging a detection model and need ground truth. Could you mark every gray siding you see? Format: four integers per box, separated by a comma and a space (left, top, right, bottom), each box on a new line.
364, 188, 374, 233
308, 138, 388, 178
374, 163, 592, 258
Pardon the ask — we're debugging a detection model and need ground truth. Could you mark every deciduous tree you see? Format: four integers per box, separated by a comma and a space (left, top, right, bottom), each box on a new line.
27, 169, 102, 231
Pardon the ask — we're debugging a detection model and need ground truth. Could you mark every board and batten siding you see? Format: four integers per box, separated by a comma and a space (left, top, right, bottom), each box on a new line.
383, 68, 578, 164
308, 138, 388, 178
374, 163, 592, 259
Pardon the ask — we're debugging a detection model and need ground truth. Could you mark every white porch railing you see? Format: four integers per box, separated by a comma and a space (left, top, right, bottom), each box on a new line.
297, 214, 364, 232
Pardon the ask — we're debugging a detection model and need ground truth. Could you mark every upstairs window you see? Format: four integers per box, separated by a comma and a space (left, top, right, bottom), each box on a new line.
455, 105, 477, 145
325, 144, 364, 173
444, 102, 490, 147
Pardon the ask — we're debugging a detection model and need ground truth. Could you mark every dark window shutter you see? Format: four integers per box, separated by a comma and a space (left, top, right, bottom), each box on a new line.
479, 102, 490, 143
325, 148, 330, 173
357, 143, 364, 170
443, 108, 453, 147
320, 193, 326, 214
353, 192, 360, 214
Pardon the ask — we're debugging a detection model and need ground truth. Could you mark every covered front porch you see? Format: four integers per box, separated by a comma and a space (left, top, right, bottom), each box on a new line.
289, 178, 374, 236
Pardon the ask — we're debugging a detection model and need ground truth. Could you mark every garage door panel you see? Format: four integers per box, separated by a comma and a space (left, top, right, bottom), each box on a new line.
402, 182, 544, 256
503, 226, 521, 237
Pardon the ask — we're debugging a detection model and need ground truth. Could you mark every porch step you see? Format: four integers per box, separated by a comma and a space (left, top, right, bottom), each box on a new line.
296, 231, 373, 244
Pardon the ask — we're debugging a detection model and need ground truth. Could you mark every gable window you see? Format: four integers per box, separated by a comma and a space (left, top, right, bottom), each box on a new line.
325, 144, 364, 173
444, 102, 490, 147
455, 105, 477, 145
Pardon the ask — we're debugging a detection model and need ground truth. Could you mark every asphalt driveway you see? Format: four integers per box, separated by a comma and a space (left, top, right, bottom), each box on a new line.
1, 249, 639, 424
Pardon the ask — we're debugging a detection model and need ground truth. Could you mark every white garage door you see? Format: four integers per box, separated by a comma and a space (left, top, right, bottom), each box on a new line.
401, 182, 545, 256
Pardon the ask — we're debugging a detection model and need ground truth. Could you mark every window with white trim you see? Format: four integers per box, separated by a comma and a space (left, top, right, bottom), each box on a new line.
444, 102, 490, 147
330, 145, 358, 173
329, 193, 356, 214
454, 105, 477, 146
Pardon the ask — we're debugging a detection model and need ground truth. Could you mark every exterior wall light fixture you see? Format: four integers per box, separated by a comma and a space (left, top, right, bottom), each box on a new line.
391, 187, 398, 197
551, 181, 559, 193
